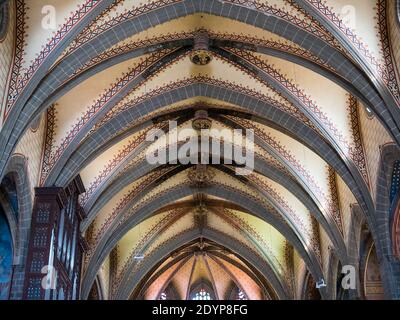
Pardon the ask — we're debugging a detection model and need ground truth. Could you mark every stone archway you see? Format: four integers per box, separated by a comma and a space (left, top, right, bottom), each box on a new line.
358, 223, 385, 300
363, 243, 385, 300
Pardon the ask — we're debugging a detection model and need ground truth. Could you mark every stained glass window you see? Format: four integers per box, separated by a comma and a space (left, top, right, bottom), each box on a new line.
237, 290, 247, 300
193, 289, 211, 300
390, 160, 400, 205
0, 207, 12, 300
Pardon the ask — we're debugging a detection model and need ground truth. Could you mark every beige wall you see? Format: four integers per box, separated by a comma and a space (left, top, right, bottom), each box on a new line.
336, 174, 356, 245
388, 1, 400, 85
13, 114, 46, 194
0, 0, 15, 125
358, 103, 393, 202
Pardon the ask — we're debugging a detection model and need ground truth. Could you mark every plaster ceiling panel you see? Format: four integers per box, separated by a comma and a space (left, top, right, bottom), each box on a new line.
79, 129, 146, 189
189, 256, 210, 289
92, 169, 192, 235
23, 0, 87, 70
252, 173, 314, 236
103, 13, 307, 51
144, 259, 182, 300
116, 211, 171, 272
89, 173, 151, 235
324, 0, 385, 68
144, 213, 196, 255
242, 119, 331, 198
118, 54, 291, 109
151, 256, 175, 277
207, 168, 262, 200
252, 52, 354, 146
52, 55, 147, 147
207, 212, 254, 250
145, 119, 263, 162
86, 0, 153, 28
206, 211, 275, 267
203, 255, 233, 300
217, 256, 263, 300
172, 257, 196, 300
227, 209, 287, 270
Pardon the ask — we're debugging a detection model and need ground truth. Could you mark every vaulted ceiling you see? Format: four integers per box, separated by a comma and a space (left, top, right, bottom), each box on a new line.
1, 0, 399, 300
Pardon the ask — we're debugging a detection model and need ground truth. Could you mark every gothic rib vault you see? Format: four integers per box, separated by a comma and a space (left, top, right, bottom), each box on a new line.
0, 0, 400, 300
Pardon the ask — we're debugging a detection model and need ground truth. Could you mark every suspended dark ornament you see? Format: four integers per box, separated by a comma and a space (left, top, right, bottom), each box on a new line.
190, 30, 213, 66
192, 110, 212, 131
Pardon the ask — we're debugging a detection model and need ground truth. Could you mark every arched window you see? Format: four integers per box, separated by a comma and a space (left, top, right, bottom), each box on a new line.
390, 160, 400, 206
193, 289, 211, 300
390, 161, 400, 258
58, 288, 65, 301
0, 206, 13, 300
236, 290, 247, 300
